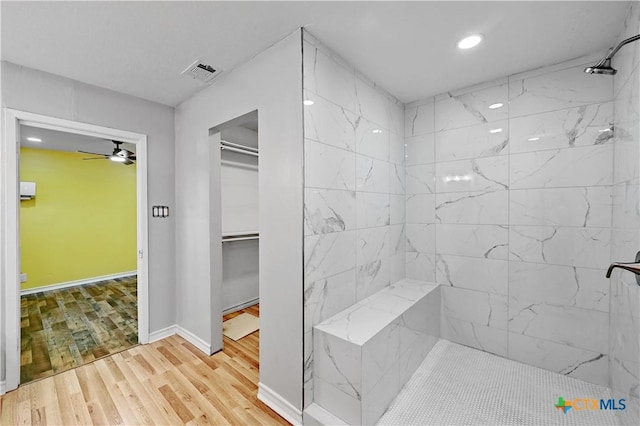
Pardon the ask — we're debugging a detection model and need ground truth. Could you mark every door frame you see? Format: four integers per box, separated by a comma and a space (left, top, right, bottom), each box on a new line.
1, 108, 149, 392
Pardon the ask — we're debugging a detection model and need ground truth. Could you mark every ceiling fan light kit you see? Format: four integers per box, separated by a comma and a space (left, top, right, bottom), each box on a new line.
78, 140, 136, 165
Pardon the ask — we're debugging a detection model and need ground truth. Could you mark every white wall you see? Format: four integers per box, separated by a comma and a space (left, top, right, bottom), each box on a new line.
174, 30, 303, 415
0, 61, 176, 385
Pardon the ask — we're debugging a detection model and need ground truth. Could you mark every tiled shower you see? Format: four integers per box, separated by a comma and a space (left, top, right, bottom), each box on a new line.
302, 2, 640, 424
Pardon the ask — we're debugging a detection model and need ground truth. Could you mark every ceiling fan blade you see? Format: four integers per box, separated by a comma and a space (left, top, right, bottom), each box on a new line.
82, 157, 108, 160
77, 150, 108, 157
129, 155, 136, 160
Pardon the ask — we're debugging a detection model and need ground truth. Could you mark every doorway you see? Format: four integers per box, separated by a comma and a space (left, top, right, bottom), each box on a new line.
1, 109, 149, 392
212, 111, 260, 362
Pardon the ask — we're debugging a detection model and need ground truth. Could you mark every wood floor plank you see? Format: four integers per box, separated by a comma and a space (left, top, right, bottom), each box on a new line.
0, 304, 290, 426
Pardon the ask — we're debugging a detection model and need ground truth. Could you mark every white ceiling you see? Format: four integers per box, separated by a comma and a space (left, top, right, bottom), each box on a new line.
1, 1, 631, 106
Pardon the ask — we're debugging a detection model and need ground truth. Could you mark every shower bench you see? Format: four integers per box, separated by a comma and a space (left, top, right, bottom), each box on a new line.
312, 279, 440, 425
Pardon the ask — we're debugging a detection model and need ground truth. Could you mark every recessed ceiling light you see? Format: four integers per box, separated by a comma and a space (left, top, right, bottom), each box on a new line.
598, 128, 611, 132
489, 128, 503, 134
27, 137, 42, 142
372, 129, 383, 134
528, 137, 540, 141
457, 34, 483, 50
303, 100, 314, 106
488, 103, 503, 110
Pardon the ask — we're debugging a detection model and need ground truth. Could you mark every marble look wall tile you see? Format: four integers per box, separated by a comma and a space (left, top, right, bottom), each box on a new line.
508, 65, 612, 118
303, 90, 358, 152
435, 120, 509, 162
356, 192, 390, 229
361, 322, 400, 395
314, 331, 362, 400
509, 262, 609, 313
356, 258, 390, 302
361, 363, 401, 426
435, 254, 508, 295
355, 117, 389, 161
441, 315, 508, 357
441, 286, 508, 330
390, 163, 405, 195
303, 41, 357, 113
406, 223, 435, 254
356, 155, 390, 193
304, 268, 357, 334
509, 187, 612, 228
390, 194, 405, 225
406, 252, 435, 282
435, 156, 509, 193
389, 224, 405, 256
510, 102, 614, 154
405, 164, 435, 194
510, 145, 613, 189
435, 190, 508, 225
398, 333, 439, 385
304, 330, 313, 408
304, 189, 356, 236
509, 226, 611, 269
314, 376, 361, 425
355, 77, 390, 131
304, 231, 356, 283
434, 84, 508, 131
436, 224, 508, 260
389, 131, 405, 165
405, 133, 435, 166
405, 100, 435, 137
389, 252, 405, 284
405, 193, 435, 224
305, 139, 355, 190
508, 302, 608, 353
613, 123, 640, 185
507, 333, 608, 386
610, 229, 639, 262
356, 227, 389, 266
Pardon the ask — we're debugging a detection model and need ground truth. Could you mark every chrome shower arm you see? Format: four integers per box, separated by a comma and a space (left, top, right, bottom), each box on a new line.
604, 34, 640, 60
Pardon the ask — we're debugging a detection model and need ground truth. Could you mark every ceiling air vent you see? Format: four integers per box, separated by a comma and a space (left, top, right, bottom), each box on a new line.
181, 60, 221, 84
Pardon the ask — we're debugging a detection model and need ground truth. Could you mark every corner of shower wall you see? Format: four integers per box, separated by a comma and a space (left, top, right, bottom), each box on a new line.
405, 49, 616, 386
610, 2, 640, 424
301, 29, 405, 410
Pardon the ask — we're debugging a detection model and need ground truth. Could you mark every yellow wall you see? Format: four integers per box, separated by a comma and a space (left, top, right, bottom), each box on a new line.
20, 147, 137, 290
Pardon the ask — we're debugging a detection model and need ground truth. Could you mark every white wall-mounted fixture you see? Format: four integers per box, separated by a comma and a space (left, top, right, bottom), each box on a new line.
19, 181, 36, 200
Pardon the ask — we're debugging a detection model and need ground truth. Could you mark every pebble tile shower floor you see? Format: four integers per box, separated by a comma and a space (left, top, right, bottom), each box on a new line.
378, 340, 618, 426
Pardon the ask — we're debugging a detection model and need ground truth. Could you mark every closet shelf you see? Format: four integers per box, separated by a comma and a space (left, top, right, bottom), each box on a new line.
222, 231, 259, 242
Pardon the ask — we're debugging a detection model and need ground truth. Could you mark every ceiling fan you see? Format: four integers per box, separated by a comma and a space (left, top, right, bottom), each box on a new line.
78, 140, 136, 165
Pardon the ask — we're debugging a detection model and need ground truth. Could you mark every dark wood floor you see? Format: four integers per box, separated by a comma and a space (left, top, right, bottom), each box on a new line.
1, 304, 289, 425
20, 276, 138, 383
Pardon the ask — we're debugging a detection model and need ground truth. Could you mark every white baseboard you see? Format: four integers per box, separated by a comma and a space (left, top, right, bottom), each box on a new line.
258, 382, 302, 425
148, 325, 177, 343
223, 297, 259, 315
176, 326, 212, 355
20, 271, 137, 295
303, 403, 347, 425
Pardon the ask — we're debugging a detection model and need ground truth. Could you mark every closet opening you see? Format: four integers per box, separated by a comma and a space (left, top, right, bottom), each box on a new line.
211, 110, 260, 372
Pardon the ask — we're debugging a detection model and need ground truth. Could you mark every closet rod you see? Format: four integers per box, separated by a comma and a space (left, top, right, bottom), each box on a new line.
220, 145, 259, 157
220, 140, 258, 152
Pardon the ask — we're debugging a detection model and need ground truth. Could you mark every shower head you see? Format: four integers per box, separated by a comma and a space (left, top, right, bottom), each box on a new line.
584, 58, 617, 75
584, 34, 640, 76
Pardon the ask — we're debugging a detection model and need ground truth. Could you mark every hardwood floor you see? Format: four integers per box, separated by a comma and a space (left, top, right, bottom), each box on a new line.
1, 304, 289, 425
20, 276, 138, 383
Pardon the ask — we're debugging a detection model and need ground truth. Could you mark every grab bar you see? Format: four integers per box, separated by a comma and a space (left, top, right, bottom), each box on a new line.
606, 251, 640, 285
222, 232, 259, 243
